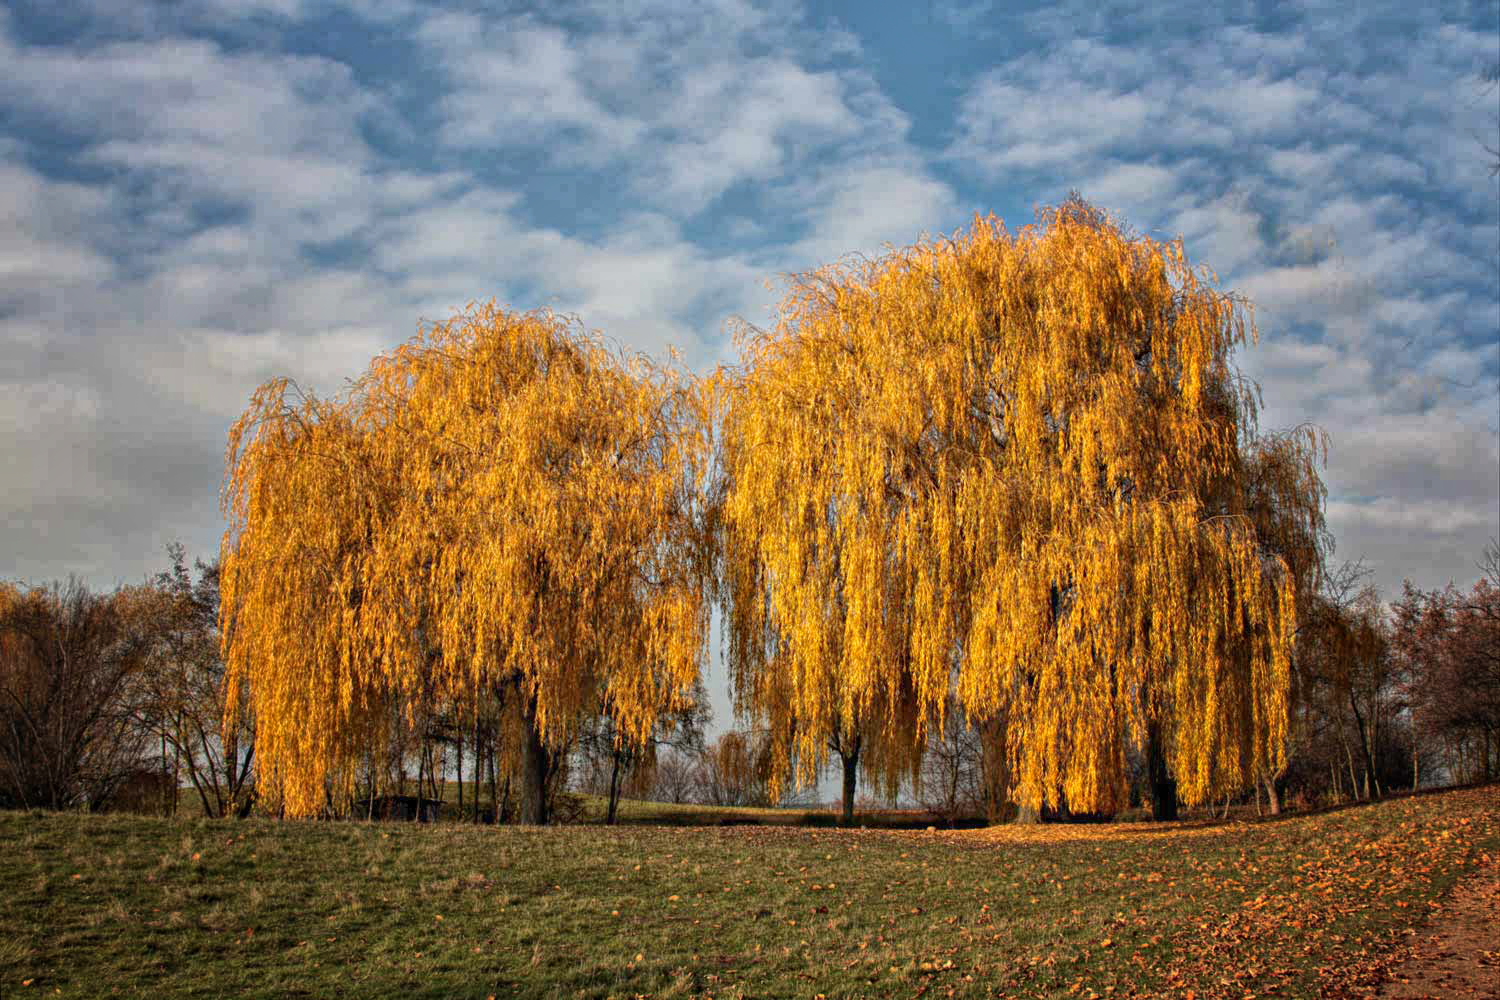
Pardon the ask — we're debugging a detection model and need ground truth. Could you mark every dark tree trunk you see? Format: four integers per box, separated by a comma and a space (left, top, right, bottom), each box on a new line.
1349, 692, 1380, 799
1014, 803, 1041, 825
606, 751, 624, 826
840, 749, 859, 827
1339, 725, 1361, 800
475, 713, 485, 824
488, 729, 500, 824
1147, 722, 1178, 821
415, 735, 426, 822
517, 695, 550, 826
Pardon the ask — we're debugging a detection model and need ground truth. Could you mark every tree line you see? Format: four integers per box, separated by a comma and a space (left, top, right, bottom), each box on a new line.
2, 541, 1493, 821
4, 200, 1496, 824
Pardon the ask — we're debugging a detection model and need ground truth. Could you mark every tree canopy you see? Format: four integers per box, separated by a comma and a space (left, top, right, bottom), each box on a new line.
715, 201, 1325, 814
221, 303, 713, 820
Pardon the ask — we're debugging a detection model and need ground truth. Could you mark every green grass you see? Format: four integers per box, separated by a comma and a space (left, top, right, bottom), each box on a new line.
2, 785, 1496, 999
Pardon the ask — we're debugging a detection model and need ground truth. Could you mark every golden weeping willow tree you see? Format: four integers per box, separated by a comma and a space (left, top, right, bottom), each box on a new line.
715, 312, 932, 821
717, 198, 1325, 818
221, 303, 712, 822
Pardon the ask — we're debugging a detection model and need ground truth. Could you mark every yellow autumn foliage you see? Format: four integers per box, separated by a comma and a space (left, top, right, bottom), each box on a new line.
221, 304, 712, 818
717, 201, 1324, 812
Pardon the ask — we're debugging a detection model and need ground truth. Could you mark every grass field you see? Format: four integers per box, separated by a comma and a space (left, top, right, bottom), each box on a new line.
2, 785, 1496, 999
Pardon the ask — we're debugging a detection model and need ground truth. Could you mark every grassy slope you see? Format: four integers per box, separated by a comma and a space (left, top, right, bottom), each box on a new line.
1, 785, 1495, 1000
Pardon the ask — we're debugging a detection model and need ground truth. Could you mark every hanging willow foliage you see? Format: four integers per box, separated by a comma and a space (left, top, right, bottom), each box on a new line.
221, 303, 712, 819
716, 199, 1326, 813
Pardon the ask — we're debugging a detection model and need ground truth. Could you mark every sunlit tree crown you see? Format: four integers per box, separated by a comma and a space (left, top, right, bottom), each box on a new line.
222, 304, 712, 816
718, 201, 1323, 811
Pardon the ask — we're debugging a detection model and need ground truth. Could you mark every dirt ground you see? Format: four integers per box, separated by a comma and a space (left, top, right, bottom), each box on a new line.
1379, 860, 1500, 999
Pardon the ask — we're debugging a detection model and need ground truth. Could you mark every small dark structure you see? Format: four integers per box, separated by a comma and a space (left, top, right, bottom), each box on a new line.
354, 794, 443, 822
103, 768, 176, 814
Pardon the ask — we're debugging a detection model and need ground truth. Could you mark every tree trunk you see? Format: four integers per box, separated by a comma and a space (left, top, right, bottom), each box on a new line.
474, 714, 484, 824
1147, 722, 1178, 821
488, 732, 499, 825
415, 735, 426, 822
191, 765, 214, 819
1014, 802, 1041, 825
606, 751, 624, 826
948, 756, 960, 826
517, 694, 550, 825
1340, 726, 1361, 801
1263, 775, 1281, 816
1349, 692, 1380, 799
840, 748, 859, 827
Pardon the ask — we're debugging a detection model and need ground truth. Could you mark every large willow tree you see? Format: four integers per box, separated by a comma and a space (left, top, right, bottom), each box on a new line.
221, 304, 711, 822
717, 199, 1324, 817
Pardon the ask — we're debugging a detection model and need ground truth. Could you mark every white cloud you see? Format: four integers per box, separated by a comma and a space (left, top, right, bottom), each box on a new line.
773, 161, 963, 270
0, 164, 116, 298
421, 14, 643, 156
0, 17, 768, 584
411, 3, 891, 217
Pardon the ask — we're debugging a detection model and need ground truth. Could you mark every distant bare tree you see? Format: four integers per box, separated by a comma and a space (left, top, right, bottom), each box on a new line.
1294, 561, 1403, 803
0, 579, 156, 809
918, 700, 985, 824
1392, 538, 1500, 784
650, 747, 700, 804
576, 678, 711, 824
695, 730, 773, 807
136, 546, 256, 818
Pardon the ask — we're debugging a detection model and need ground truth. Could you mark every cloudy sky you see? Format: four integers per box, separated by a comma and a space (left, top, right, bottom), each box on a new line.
3, 0, 1498, 727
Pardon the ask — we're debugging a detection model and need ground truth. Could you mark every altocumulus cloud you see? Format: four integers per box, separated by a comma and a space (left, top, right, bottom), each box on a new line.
945, 1, 1498, 598
0, 0, 954, 592
0, 0, 1495, 618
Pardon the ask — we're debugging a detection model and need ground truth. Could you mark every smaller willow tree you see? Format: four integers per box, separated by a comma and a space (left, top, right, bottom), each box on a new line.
716, 317, 931, 821
221, 304, 712, 823
1241, 427, 1332, 813
718, 200, 1325, 819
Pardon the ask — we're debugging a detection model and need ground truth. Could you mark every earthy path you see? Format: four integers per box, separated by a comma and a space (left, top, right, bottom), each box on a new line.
1379, 860, 1500, 999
